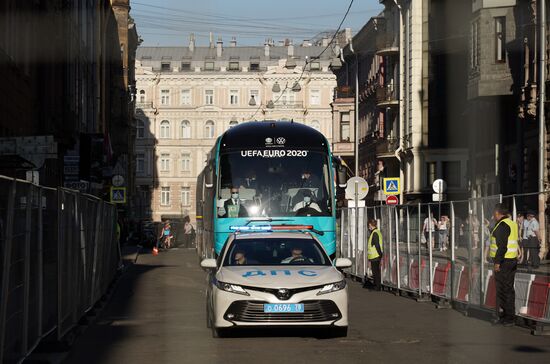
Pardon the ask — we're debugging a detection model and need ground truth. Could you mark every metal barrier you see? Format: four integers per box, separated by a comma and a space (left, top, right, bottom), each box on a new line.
338, 192, 550, 325
0, 176, 121, 363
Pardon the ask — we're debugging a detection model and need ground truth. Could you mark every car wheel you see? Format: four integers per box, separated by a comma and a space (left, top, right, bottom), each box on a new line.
330, 326, 348, 338
212, 327, 226, 338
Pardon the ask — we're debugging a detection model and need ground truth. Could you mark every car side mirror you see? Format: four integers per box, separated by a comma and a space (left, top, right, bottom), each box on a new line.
200, 258, 217, 270
334, 258, 352, 269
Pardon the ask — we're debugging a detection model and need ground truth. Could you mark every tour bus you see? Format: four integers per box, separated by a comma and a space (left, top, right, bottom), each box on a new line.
196, 120, 346, 259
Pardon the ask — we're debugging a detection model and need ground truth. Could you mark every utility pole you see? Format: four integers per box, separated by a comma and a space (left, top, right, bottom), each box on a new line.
538, 0, 547, 258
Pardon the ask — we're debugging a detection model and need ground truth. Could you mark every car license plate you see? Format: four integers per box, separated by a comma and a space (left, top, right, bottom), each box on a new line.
263, 303, 304, 313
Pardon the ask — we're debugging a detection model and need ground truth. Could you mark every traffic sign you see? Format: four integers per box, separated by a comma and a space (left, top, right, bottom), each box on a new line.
386, 195, 399, 205
432, 179, 446, 194
110, 187, 126, 204
383, 177, 400, 195
345, 177, 369, 200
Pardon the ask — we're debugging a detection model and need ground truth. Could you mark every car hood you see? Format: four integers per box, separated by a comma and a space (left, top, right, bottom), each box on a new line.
217, 265, 343, 288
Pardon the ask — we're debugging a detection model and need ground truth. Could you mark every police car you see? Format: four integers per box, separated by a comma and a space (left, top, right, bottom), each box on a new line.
200, 225, 352, 338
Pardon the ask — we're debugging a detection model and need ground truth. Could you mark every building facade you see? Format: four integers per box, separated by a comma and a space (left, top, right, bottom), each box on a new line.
135, 37, 339, 222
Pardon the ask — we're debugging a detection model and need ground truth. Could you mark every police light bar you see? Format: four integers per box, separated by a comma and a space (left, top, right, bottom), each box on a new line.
229, 225, 272, 231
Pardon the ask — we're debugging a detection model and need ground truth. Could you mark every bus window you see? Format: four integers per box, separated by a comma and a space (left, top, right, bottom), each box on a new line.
217, 151, 332, 218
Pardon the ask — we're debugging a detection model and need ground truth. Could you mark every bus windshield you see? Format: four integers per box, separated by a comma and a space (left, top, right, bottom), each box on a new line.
217, 150, 333, 218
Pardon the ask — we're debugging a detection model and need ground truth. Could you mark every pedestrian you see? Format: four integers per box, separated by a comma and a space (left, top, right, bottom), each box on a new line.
490, 204, 519, 327
364, 219, 384, 291
159, 221, 173, 250
516, 213, 525, 265
523, 211, 541, 269
437, 215, 449, 251
422, 212, 437, 249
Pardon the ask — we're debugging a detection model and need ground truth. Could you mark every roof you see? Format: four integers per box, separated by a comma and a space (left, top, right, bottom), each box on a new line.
137, 45, 337, 62
219, 121, 328, 152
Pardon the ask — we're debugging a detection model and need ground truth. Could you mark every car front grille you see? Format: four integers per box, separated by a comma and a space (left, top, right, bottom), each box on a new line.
224, 300, 341, 322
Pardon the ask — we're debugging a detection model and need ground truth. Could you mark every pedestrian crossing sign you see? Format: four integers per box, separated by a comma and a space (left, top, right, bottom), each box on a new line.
110, 187, 126, 204
383, 178, 400, 196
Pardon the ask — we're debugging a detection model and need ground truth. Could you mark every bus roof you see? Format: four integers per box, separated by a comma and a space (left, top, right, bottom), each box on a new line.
219, 121, 329, 152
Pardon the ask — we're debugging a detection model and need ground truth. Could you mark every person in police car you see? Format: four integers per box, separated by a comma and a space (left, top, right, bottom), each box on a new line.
292, 189, 321, 213
219, 187, 249, 218
281, 245, 313, 264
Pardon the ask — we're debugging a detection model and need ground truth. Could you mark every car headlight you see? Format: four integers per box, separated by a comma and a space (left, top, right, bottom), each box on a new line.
215, 280, 250, 296
317, 280, 347, 295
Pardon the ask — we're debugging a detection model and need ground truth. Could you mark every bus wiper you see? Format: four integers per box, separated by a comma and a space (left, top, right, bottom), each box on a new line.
244, 218, 291, 226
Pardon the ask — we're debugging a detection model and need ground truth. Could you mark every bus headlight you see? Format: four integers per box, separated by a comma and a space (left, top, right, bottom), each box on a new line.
317, 280, 346, 295
216, 280, 250, 296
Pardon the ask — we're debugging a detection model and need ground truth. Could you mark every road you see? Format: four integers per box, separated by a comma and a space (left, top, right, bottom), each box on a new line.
63, 248, 550, 364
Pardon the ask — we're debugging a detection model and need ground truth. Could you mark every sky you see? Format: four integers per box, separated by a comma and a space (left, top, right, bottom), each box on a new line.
132, 0, 383, 47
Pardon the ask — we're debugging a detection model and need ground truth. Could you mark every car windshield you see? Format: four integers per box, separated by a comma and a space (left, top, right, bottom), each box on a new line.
217, 151, 332, 218
223, 237, 331, 266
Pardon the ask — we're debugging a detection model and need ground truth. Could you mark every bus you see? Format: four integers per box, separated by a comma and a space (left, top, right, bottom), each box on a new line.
196, 121, 346, 259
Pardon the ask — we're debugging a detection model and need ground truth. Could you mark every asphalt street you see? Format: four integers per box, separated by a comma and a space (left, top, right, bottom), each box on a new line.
63, 248, 550, 364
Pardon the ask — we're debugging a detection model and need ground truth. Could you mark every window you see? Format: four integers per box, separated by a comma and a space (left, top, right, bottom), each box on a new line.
495, 17, 506, 62
229, 89, 239, 105
310, 120, 320, 131
340, 113, 350, 141
181, 153, 191, 172
204, 61, 214, 71
180, 120, 191, 138
160, 89, 170, 105
205, 89, 214, 105
229, 61, 239, 71
310, 61, 320, 70
139, 90, 145, 103
426, 162, 436, 186
471, 20, 480, 69
443, 161, 461, 188
160, 187, 170, 206
250, 90, 259, 106
161, 62, 171, 72
181, 187, 190, 206
136, 153, 145, 174
160, 120, 171, 139
310, 89, 320, 105
180, 62, 191, 71
205, 120, 215, 138
250, 62, 260, 71
180, 89, 191, 105
136, 120, 145, 138
160, 153, 171, 172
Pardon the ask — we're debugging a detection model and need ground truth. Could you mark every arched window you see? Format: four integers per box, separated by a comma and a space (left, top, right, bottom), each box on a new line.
229, 120, 238, 128
310, 120, 320, 131
139, 90, 145, 103
160, 120, 171, 139
180, 120, 191, 138
136, 120, 145, 138
205, 120, 215, 138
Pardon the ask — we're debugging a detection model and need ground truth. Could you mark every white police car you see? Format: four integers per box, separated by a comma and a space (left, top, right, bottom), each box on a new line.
200, 226, 352, 338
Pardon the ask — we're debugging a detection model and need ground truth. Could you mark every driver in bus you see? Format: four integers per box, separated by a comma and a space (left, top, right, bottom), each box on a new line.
292, 189, 321, 213
219, 187, 249, 218
281, 245, 313, 264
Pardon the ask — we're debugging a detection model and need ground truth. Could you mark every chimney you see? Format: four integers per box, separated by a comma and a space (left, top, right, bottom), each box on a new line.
287, 42, 294, 57
189, 33, 195, 52
209, 32, 214, 48
264, 39, 270, 57
302, 39, 311, 47
217, 36, 223, 58
230, 36, 237, 47
322, 37, 329, 47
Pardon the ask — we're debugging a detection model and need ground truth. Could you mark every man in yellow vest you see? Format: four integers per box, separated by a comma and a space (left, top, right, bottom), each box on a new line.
364, 219, 383, 291
490, 204, 519, 326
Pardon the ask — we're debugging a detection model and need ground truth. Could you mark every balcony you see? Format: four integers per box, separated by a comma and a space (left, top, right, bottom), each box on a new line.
376, 137, 399, 158
273, 101, 304, 109
136, 102, 153, 109
376, 33, 399, 56
376, 84, 398, 108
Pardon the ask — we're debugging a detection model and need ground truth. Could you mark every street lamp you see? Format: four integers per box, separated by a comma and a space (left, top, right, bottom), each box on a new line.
272, 82, 281, 93
248, 95, 257, 106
